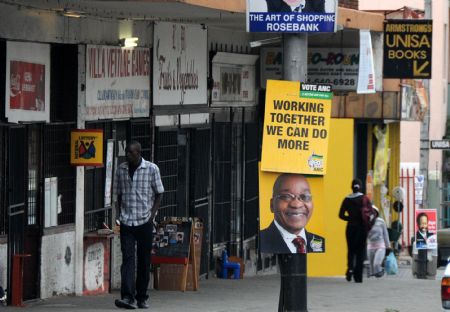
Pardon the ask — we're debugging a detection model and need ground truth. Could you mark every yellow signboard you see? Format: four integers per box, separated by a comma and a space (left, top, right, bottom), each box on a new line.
261, 80, 332, 175
70, 129, 104, 166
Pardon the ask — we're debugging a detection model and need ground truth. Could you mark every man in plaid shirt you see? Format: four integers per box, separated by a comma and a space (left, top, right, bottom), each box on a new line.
114, 141, 164, 310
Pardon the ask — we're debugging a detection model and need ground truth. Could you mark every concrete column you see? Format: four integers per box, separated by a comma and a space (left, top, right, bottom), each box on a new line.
74, 45, 86, 295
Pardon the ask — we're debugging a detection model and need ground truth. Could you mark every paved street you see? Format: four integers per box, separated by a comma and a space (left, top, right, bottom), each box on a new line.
3, 264, 445, 312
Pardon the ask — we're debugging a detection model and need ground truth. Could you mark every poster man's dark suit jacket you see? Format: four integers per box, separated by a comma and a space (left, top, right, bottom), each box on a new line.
266, 0, 325, 13
415, 231, 432, 248
260, 221, 325, 254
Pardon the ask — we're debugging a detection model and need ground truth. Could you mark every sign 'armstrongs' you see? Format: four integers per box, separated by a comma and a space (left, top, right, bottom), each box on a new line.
383, 20, 432, 79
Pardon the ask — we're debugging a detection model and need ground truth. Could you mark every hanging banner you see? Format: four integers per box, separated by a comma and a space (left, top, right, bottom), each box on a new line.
260, 47, 359, 91
85, 45, 150, 120
5, 41, 50, 123
261, 80, 332, 175
246, 0, 338, 33
401, 79, 428, 121
104, 140, 114, 207
414, 209, 437, 250
372, 125, 389, 185
70, 129, 104, 166
211, 52, 259, 106
357, 30, 376, 94
153, 22, 207, 106
383, 20, 432, 79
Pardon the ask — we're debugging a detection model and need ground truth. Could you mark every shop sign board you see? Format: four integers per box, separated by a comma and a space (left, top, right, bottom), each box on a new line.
261, 80, 332, 175
153, 22, 207, 106
383, 20, 432, 79
260, 47, 359, 90
85, 45, 151, 120
246, 0, 337, 33
211, 52, 259, 106
430, 140, 450, 149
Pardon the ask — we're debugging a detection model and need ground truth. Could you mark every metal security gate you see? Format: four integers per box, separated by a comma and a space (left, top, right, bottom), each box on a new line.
7, 125, 27, 302
190, 129, 210, 275
155, 127, 211, 275
212, 122, 232, 247
155, 129, 180, 218
23, 124, 42, 300
244, 123, 259, 241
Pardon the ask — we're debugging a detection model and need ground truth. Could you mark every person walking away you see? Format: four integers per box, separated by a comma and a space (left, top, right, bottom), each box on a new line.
114, 141, 164, 309
338, 178, 368, 283
366, 205, 390, 277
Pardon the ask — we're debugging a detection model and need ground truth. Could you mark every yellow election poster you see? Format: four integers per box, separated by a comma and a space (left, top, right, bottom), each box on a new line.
70, 129, 104, 166
261, 80, 332, 175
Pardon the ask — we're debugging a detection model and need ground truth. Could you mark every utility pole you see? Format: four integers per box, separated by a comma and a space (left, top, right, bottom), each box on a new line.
278, 33, 308, 312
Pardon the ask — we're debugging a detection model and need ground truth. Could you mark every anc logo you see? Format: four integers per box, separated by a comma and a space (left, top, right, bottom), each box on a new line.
307, 152, 324, 172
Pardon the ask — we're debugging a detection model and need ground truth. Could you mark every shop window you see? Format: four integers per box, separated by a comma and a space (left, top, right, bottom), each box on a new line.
0, 125, 6, 234
212, 122, 232, 244
154, 129, 179, 219
84, 121, 115, 232
43, 123, 77, 225
27, 124, 41, 225
84, 119, 150, 232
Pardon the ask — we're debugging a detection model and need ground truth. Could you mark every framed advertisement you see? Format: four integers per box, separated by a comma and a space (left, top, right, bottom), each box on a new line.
5, 41, 50, 123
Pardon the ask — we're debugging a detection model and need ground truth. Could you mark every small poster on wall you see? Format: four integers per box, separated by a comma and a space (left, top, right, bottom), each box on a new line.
5, 41, 50, 123
70, 129, 104, 166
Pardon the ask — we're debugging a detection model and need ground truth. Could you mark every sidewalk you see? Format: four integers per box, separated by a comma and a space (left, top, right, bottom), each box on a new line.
4, 265, 444, 312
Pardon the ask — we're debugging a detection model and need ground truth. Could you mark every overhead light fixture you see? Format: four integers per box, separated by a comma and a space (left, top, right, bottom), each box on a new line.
62, 9, 86, 18
119, 37, 139, 48
250, 37, 282, 48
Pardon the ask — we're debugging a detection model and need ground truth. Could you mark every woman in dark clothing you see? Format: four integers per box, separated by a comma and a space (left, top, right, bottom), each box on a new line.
339, 178, 367, 283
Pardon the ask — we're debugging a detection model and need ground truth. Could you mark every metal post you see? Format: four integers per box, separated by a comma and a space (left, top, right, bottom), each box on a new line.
278, 33, 308, 312
278, 254, 307, 312
416, 249, 428, 279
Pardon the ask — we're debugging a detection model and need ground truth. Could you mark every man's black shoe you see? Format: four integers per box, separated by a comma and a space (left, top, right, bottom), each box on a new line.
137, 300, 149, 309
345, 270, 353, 282
115, 298, 137, 309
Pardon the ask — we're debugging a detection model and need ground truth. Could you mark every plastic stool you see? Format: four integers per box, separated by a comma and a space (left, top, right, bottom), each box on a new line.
221, 250, 240, 279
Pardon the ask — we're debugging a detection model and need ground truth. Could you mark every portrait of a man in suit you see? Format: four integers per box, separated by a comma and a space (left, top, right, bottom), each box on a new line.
260, 173, 325, 254
415, 212, 431, 248
265, 0, 325, 13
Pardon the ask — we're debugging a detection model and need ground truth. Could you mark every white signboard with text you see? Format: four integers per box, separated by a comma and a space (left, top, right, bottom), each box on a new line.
153, 22, 207, 106
85, 45, 150, 120
212, 52, 258, 106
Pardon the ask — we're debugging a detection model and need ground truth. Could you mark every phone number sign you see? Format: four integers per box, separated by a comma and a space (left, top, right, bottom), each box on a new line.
261, 47, 359, 91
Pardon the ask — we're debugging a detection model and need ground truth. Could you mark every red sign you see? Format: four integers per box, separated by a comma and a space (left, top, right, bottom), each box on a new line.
9, 61, 45, 111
